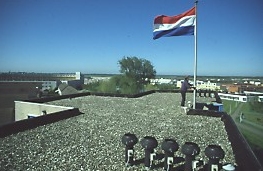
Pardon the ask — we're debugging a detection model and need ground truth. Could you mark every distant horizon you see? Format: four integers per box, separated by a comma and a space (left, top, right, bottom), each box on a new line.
1, 71, 262, 78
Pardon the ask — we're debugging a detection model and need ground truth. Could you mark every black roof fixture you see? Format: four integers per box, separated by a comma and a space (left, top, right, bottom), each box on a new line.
205, 144, 225, 171
181, 142, 201, 171
161, 139, 179, 171
140, 136, 158, 170
121, 133, 138, 166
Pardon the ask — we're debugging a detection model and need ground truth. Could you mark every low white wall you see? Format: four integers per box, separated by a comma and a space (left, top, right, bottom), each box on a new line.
15, 101, 74, 121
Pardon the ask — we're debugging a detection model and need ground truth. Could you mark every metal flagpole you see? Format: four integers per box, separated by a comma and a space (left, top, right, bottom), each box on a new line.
193, 0, 198, 109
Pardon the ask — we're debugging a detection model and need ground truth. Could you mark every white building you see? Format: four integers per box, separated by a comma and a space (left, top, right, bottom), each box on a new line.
60, 72, 84, 90
42, 72, 84, 91
151, 78, 173, 85
197, 81, 221, 90
218, 92, 263, 102
84, 76, 111, 84
42, 80, 60, 91
176, 80, 220, 91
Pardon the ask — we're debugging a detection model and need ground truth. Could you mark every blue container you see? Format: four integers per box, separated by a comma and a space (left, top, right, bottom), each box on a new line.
213, 103, 224, 112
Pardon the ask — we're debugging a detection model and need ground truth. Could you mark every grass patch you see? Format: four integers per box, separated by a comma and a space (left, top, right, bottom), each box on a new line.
222, 100, 240, 115
240, 128, 263, 149
241, 103, 263, 126
243, 112, 263, 126
222, 100, 263, 150
223, 100, 263, 126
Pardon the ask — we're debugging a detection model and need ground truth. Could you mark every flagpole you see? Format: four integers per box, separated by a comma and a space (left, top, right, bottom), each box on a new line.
193, 0, 198, 109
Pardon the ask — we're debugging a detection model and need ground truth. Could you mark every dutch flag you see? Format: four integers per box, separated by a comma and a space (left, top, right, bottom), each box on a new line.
153, 7, 196, 40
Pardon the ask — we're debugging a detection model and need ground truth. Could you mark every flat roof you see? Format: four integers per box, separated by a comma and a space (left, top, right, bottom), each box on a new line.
0, 93, 235, 170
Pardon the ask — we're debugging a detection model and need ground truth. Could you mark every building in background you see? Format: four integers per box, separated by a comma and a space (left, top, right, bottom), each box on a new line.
0, 81, 42, 125
176, 80, 221, 91
0, 72, 84, 125
61, 72, 84, 90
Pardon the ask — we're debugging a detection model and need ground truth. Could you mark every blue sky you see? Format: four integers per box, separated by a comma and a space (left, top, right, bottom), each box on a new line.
0, 0, 262, 76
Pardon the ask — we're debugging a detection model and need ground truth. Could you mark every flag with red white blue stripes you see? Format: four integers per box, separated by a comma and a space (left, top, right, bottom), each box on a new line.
153, 7, 196, 40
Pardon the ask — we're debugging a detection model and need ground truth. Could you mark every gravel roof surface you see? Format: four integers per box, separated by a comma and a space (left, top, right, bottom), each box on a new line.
0, 93, 235, 170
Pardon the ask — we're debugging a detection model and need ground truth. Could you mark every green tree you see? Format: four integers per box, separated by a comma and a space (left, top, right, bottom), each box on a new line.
104, 74, 137, 94
145, 83, 158, 91
83, 81, 101, 92
98, 80, 116, 93
118, 56, 156, 93
157, 84, 177, 90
